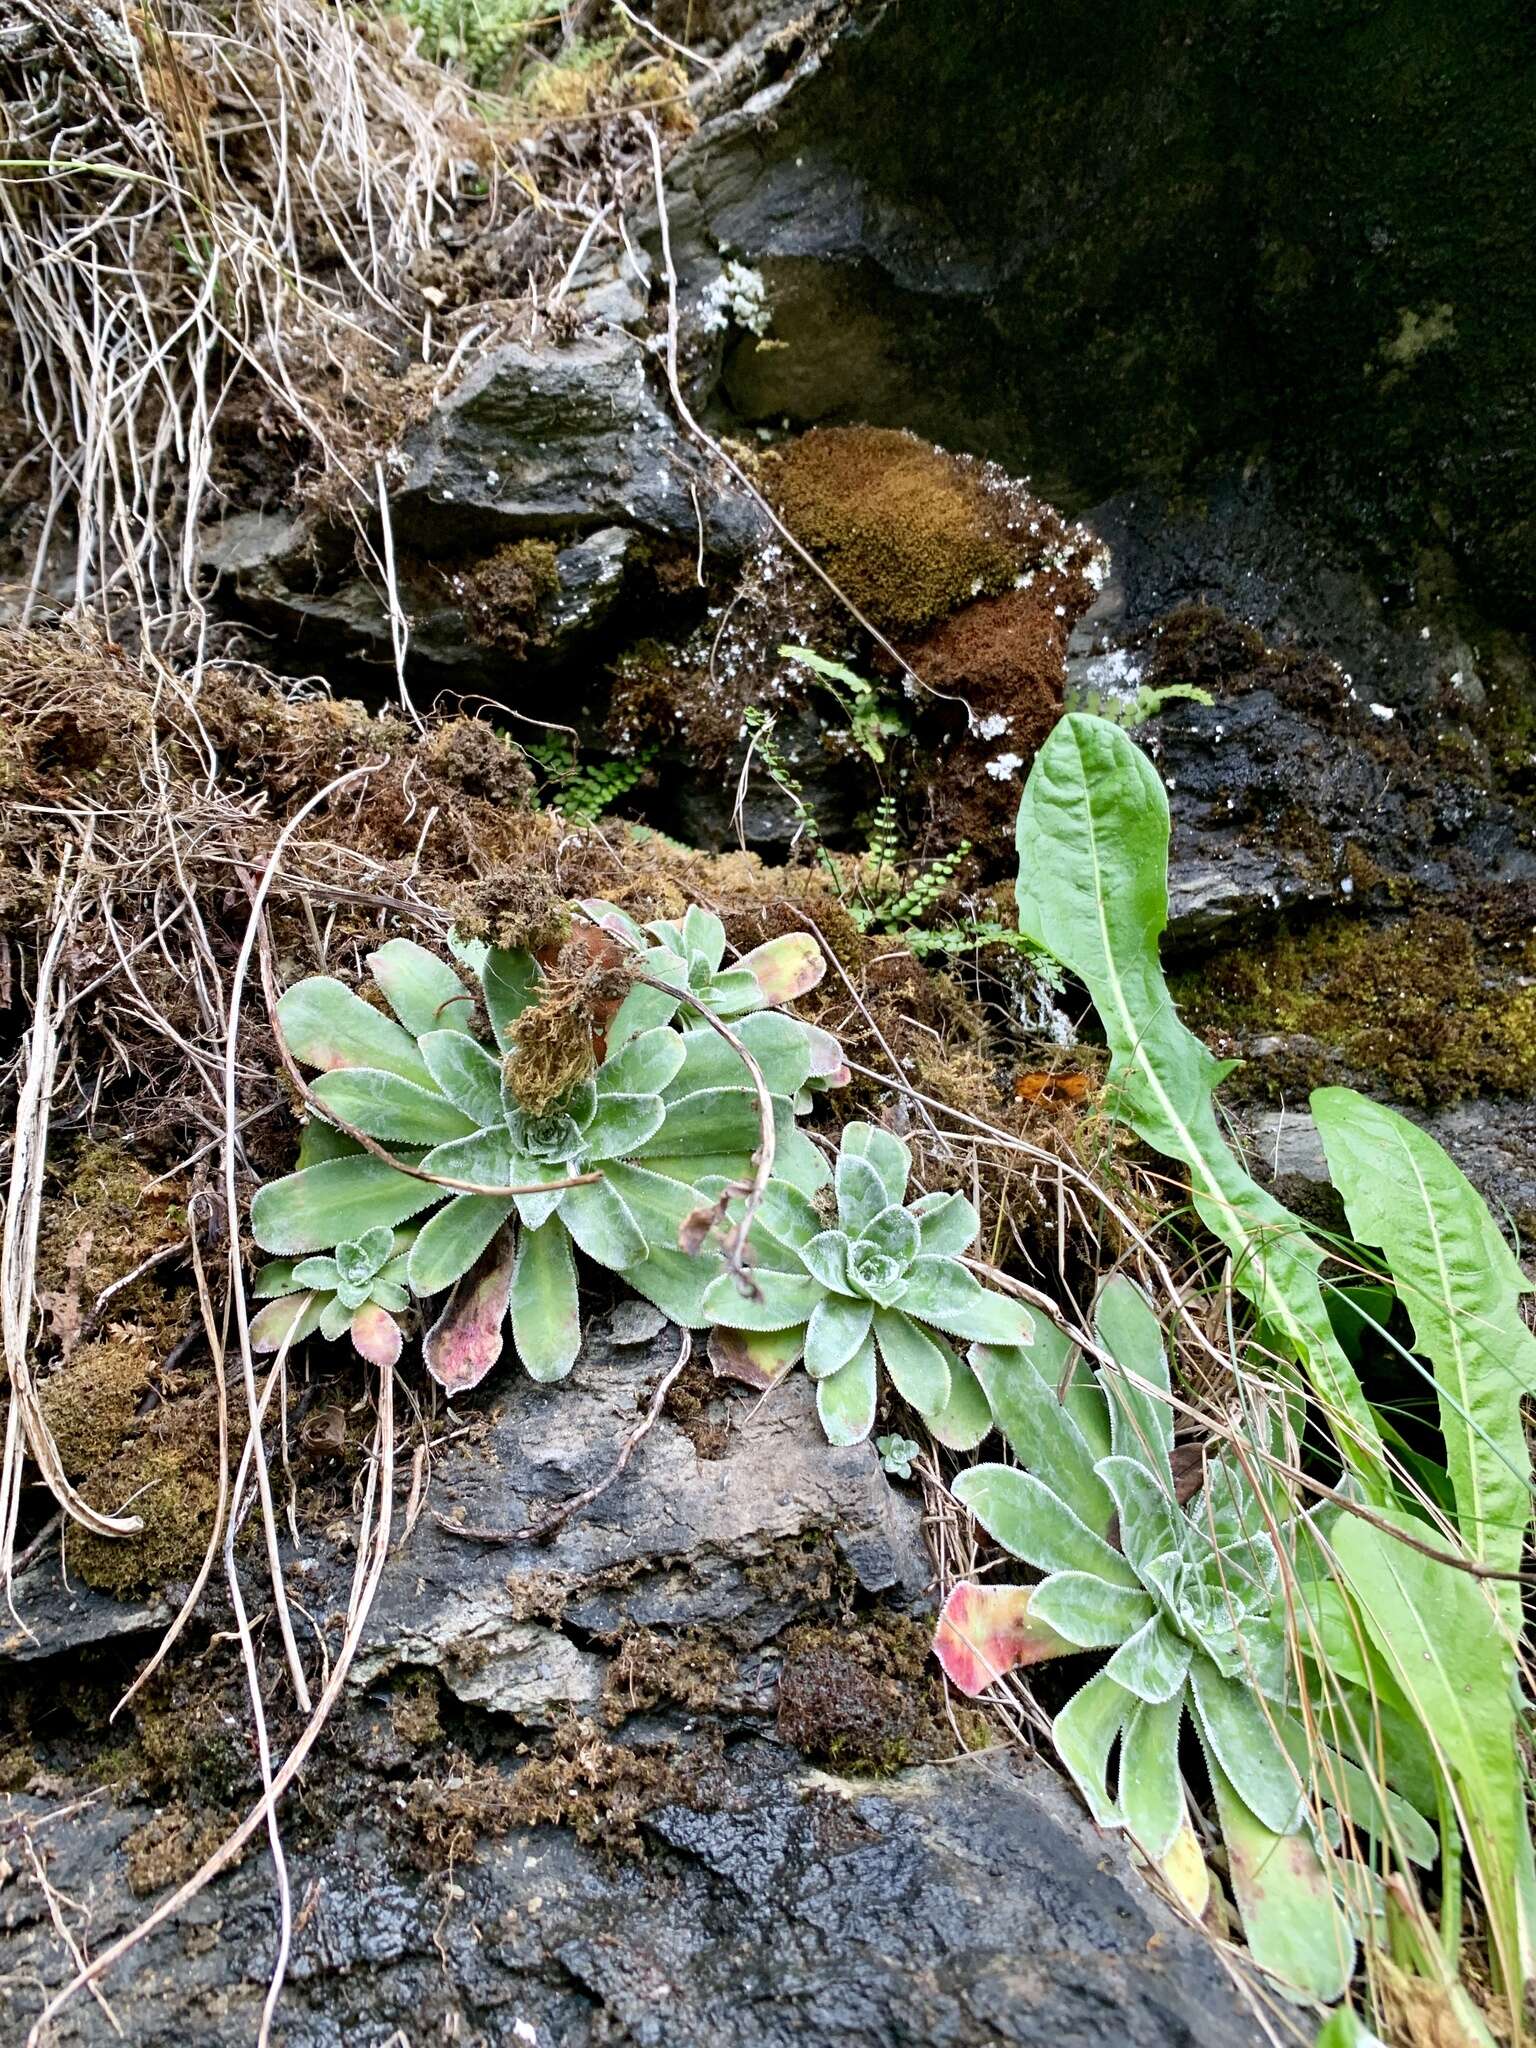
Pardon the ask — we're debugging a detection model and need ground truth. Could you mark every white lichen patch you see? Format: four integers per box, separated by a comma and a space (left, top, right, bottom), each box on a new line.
985, 751, 1025, 781
700, 261, 773, 338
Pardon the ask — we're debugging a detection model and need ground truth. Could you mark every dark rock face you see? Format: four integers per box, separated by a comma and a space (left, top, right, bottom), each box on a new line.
665, 0, 1536, 621
1, 1329, 1263, 2047
0, 1751, 1261, 2048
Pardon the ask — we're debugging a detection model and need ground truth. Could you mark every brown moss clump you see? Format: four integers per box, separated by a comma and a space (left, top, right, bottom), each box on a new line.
775, 1613, 949, 1774
447, 818, 572, 954
419, 717, 537, 807
1175, 906, 1536, 1107
123, 1805, 229, 1897
389, 1670, 444, 1751
767, 427, 1028, 632
39, 1330, 156, 1471
601, 1629, 737, 1727
67, 1396, 220, 1598
500, 929, 633, 1114
407, 1723, 695, 1866
442, 539, 560, 658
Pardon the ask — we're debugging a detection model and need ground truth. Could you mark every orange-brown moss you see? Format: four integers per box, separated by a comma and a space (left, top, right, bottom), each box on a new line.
775, 1613, 951, 1774
601, 1628, 737, 1726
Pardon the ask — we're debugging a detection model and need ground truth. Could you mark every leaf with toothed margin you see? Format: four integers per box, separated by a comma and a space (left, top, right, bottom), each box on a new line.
309, 1068, 477, 1146
922, 1350, 994, 1451
480, 945, 541, 1051
708, 1324, 804, 1389
897, 1258, 1034, 1346
594, 1027, 687, 1099
423, 1223, 517, 1394
250, 1293, 327, 1352
735, 931, 825, 1006
409, 1193, 515, 1297
1052, 1667, 1133, 1827
969, 1340, 1112, 1531
701, 1266, 824, 1331
932, 1581, 1077, 1696
278, 977, 433, 1087
419, 1031, 504, 1127
871, 1308, 951, 1412
581, 1091, 668, 1163
661, 1013, 817, 1101
251, 1156, 443, 1256
350, 1303, 403, 1367
952, 1464, 1139, 1587
368, 938, 475, 1039
816, 1332, 878, 1445
910, 1189, 979, 1258
510, 1215, 581, 1381
677, 905, 727, 973
841, 1123, 911, 1207
834, 1151, 889, 1236
558, 1175, 646, 1272
803, 1294, 873, 1379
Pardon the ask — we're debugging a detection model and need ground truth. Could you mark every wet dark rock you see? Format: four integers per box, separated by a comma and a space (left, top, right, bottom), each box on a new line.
1, 1750, 1264, 2046
355, 1324, 929, 1718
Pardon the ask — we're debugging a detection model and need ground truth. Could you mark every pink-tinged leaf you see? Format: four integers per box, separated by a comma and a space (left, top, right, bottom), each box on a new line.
350, 1303, 404, 1368
932, 1580, 1077, 1696
250, 1293, 322, 1353
423, 1223, 516, 1395
738, 932, 824, 1004
804, 1023, 850, 1085
708, 1324, 804, 1389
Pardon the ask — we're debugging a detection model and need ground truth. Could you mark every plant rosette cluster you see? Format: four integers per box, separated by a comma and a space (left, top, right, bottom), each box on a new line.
250, 914, 843, 1392
252, 1223, 415, 1366
933, 1277, 1436, 2001
702, 1121, 1032, 1448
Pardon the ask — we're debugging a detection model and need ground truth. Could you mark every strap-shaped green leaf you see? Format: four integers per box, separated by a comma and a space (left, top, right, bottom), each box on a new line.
859, 1203, 919, 1265
804, 1293, 873, 1379
606, 949, 685, 1047
1204, 1749, 1352, 2002
250, 1292, 326, 1351
510, 1215, 581, 1381
602, 1162, 724, 1328
1095, 1455, 1183, 1577
1015, 714, 1382, 1493
319, 1295, 352, 1342
408, 1192, 514, 1297
1052, 1667, 1131, 1826
579, 1090, 667, 1163
278, 976, 433, 1088
420, 1128, 525, 1188
953, 1465, 1140, 1586
661, 1012, 814, 1101
310, 1067, 477, 1146
629, 1085, 764, 1158
419, 1030, 504, 1127
872, 1307, 951, 1412
834, 1150, 890, 1236
799, 1229, 850, 1293
816, 1331, 878, 1445
701, 1267, 823, 1331
251, 1156, 443, 1255
368, 938, 475, 1039
841, 1122, 911, 1206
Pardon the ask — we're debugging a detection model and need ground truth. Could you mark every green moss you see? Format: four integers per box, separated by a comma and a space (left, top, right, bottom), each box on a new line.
1175, 908, 1536, 1107
767, 427, 1027, 632
68, 1426, 219, 1598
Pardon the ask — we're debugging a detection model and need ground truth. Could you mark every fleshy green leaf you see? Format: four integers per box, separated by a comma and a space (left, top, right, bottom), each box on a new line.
798, 1229, 851, 1293
606, 949, 685, 1046
1205, 1751, 1353, 2002
700, 966, 764, 1016
596, 1025, 688, 1099
803, 1294, 874, 1379
408, 1193, 514, 1297
701, 1267, 824, 1331
510, 1215, 581, 1381
911, 1189, 979, 1257
1052, 1667, 1132, 1826
922, 1350, 994, 1450
970, 1339, 1114, 1535
419, 1030, 504, 1127
835, 1150, 891, 1236
368, 938, 475, 1039
953, 1465, 1140, 1587
250, 1293, 326, 1351
678, 905, 727, 973
481, 946, 541, 1051
251, 1156, 443, 1255
871, 1308, 951, 1412
1094, 1455, 1184, 1577
295, 1118, 360, 1169
579, 1089, 668, 1162
858, 1204, 919, 1267
420, 1128, 525, 1188
1187, 1652, 1303, 1835
840, 1122, 911, 1206
816, 1332, 878, 1445
1101, 1615, 1192, 1705
1095, 1275, 1174, 1483
1027, 1570, 1154, 1649
753, 1180, 825, 1253
1015, 714, 1383, 1492
277, 976, 433, 1088
253, 1258, 297, 1300
309, 1067, 477, 1145
932, 1581, 1076, 1695
629, 1085, 766, 1159
292, 1255, 342, 1290
558, 1175, 646, 1272
897, 1257, 1034, 1345
319, 1295, 352, 1342
662, 1012, 815, 1100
